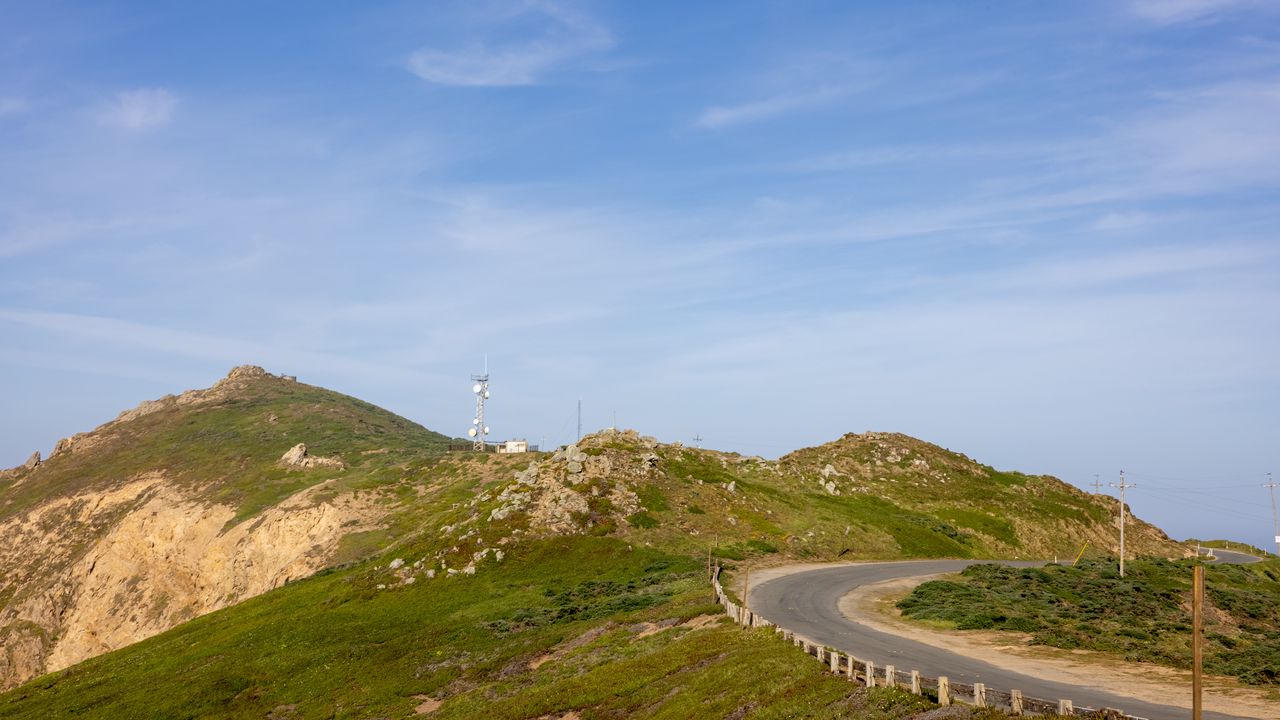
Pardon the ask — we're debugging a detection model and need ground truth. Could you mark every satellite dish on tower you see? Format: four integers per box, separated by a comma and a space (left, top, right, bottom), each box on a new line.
468, 427, 478, 437
483, 390, 490, 399
472, 384, 482, 394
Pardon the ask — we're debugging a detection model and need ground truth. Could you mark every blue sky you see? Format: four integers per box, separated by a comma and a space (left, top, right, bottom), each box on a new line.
2, 0, 1278, 549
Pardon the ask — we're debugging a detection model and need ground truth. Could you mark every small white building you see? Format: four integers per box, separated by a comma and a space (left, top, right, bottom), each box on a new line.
496, 439, 529, 454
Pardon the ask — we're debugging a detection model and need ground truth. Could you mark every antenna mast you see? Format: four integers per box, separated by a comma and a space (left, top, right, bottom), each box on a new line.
468, 364, 490, 452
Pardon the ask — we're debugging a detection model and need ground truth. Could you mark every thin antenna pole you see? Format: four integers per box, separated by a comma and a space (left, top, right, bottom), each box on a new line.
1092, 474, 1102, 494
1110, 471, 1135, 578
693, 434, 703, 448
1265, 472, 1279, 557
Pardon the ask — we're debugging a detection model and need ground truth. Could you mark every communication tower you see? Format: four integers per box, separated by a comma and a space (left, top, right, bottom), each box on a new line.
468, 366, 491, 452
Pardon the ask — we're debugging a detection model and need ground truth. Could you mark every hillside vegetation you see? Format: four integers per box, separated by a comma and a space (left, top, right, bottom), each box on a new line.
0, 365, 1185, 711
896, 557, 1280, 685
0, 536, 958, 720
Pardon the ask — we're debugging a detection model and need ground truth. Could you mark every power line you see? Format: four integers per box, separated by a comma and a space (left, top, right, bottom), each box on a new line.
1110, 470, 1135, 578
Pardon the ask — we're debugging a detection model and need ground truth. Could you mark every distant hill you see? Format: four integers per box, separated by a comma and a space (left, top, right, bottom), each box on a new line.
0, 367, 1182, 696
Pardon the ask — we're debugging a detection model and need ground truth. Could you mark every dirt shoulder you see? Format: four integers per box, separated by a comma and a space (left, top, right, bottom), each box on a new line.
839, 571, 1280, 719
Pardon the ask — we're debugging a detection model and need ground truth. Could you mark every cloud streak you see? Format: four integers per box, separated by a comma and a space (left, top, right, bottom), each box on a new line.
1127, 0, 1265, 25
99, 88, 177, 130
407, 1, 612, 86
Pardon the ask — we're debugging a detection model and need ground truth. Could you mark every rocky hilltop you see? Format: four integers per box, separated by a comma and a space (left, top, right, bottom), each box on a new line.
0, 368, 1181, 690
0, 367, 457, 690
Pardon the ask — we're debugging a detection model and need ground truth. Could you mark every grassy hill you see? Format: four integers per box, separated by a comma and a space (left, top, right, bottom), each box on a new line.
0, 365, 455, 523
0, 366, 1189, 714
0, 536, 948, 720
896, 557, 1280, 686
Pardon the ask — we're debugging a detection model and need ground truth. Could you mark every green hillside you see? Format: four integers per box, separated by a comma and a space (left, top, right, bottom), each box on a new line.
0, 537, 944, 720
897, 557, 1280, 685
0, 366, 454, 523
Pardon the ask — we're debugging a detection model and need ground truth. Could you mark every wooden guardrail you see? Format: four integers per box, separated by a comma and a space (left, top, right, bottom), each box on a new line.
711, 566, 1145, 720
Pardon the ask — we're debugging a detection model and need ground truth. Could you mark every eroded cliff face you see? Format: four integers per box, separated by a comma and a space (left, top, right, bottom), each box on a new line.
0, 473, 384, 689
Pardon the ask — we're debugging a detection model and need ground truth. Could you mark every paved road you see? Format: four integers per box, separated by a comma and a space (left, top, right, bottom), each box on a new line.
749, 560, 1264, 720
1204, 548, 1263, 565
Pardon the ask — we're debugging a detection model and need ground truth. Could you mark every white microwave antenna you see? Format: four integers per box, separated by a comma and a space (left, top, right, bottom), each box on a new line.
469, 357, 490, 451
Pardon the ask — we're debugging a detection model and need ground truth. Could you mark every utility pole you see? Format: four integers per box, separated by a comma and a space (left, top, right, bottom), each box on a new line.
1092, 474, 1102, 494
1192, 564, 1204, 720
1110, 471, 1135, 578
1265, 472, 1279, 557
693, 434, 703, 448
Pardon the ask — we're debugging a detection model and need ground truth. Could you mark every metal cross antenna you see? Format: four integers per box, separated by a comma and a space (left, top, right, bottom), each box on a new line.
1092, 473, 1102, 494
1265, 472, 1279, 557
1109, 470, 1135, 578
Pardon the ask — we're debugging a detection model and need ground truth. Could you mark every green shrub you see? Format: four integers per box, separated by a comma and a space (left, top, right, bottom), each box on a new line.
627, 512, 658, 529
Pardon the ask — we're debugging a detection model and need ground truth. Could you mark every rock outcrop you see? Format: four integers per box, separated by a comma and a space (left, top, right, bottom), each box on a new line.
0, 472, 382, 689
280, 443, 346, 470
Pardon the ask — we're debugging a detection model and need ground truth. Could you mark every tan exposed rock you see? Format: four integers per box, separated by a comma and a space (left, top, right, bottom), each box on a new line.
0, 472, 383, 689
280, 443, 346, 470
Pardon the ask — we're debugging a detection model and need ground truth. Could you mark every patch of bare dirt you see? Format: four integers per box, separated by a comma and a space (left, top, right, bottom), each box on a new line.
528, 624, 613, 671
412, 695, 442, 714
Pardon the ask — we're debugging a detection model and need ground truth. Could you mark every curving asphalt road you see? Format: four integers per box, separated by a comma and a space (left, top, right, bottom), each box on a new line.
749, 558, 1268, 720
1204, 548, 1263, 565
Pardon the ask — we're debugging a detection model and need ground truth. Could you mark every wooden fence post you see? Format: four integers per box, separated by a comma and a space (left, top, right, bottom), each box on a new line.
1010, 689, 1023, 716
910, 670, 921, 695
1058, 699, 1073, 716
884, 665, 895, 689
937, 677, 949, 705
974, 682, 986, 708
865, 661, 876, 688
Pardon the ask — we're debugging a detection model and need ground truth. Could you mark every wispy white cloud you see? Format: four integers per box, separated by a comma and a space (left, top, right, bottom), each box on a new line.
695, 87, 844, 129
0, 97, 29, 117
407, 1, 612, 86
1122, 80, 1280, 188
0, 308, 443, 387
99, 87, 177, 130
1127, 0, 1266, 25
695, 55, 879, 130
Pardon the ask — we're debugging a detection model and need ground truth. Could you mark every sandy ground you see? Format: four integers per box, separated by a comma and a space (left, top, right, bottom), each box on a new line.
839, 569, 1278, 719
